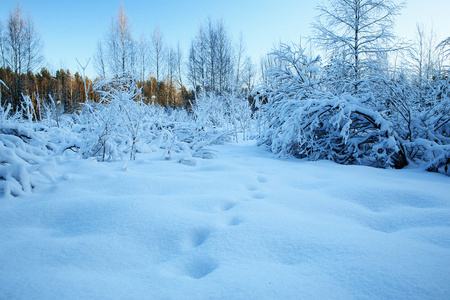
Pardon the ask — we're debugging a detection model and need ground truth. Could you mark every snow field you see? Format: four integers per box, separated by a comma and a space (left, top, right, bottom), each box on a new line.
0, 141, 449, 299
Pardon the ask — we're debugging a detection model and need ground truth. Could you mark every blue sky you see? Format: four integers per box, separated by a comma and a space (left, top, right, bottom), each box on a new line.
1, 0, 449, 78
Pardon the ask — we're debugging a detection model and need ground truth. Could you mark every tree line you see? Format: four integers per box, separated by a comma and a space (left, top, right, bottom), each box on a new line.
0, 3, 256, 116
93, 4, 256, 102
1, 1, 449, 123
0, 67, 96, 114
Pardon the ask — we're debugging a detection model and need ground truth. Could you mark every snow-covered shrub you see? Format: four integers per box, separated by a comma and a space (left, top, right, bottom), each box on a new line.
78, 76, 148, 161
255, 42, 407, 169
189, 92, 232, 145
380, 75, 450, 172
191, 92, 228, 129
223, 92, 254, 141
164, 111, 227, 161
258, 93, 406, 168
0, 123, 53, 197
420, 80, 450, 170
191, 91, 254, 143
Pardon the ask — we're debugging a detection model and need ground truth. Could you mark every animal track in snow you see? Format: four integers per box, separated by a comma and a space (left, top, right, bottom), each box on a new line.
252, 193, 265, 200
257, 175, 268, 184
190, 227, 212, 248
184, 256, 218, 279
246, 184, 258, 191
228, 216, 243, 226
221, 201, 237, 211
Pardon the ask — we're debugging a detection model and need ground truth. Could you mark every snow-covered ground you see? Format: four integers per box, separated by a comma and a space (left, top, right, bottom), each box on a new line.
1, 141, 449, 299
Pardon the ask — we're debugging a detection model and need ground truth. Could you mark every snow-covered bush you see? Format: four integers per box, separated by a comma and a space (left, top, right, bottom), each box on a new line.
77, 77, 148, 161
191, 91, 254, 140
190, 90, 255, 146
223, 92, 254, 141
255, 43, 407, 169
72, 80, 234, 163
380, 75, 450, 172
0, 123, 54, 197
191, 92, 227, 129
258, 92, 406, 168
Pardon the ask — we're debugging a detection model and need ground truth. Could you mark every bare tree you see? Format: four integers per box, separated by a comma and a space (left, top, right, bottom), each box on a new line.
313, 0, 405, 91
94, 41, 106, 79
166, 45, 177, 106
76, 58, 91, 102
188, 25, 206, 92
23, 18, 42, 73
175, 41, 184, 89
151, 26, 165, 102
6, 6, 43, 74
243, 56, 255, 92
216, 18, 233, 93
234, 32, 246, 91
151, 26, 165, 84
0, 21, 7, 68
2, 4, 43, 109
409, 24, 440, 81
188, 18, 234, 94
206, 19, 218, 92
138, 31, 150, 83
104, 3, 136, 77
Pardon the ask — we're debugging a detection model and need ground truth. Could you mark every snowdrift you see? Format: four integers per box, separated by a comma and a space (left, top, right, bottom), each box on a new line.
0, 141, 449, 299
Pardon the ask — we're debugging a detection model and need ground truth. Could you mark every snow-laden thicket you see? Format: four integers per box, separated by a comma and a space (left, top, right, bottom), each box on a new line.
0, 96, 51, 197
0, 77, 255, 197
75, 78, 253, 162
255, 43, 449, 172
380, 75, 450, 171
0, 123, 51, 197
191, 91, 254, 142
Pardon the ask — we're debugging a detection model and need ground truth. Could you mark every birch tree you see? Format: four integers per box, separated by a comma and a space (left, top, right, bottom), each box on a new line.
138, 32, 150, 83
188, 25, 206, 92
94, 41, 107, 79
151, 26, 165, 103
175, 41, 184, 90
103, 4, 136, 78
1, 4, 43, 109
151, 26, 165, 84
188, 18, 234, 94
234, 32, 246, 91
0, 22, 6, 68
